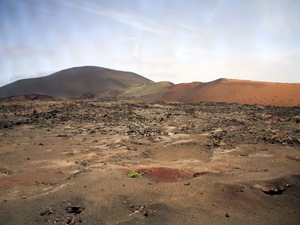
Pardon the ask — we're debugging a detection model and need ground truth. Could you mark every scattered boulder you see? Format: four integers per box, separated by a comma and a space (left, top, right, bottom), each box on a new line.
79, 92, 95, 99
65, 206, 85, 214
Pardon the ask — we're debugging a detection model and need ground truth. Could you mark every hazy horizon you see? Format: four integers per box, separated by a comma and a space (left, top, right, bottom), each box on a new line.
1, 0, 300, 87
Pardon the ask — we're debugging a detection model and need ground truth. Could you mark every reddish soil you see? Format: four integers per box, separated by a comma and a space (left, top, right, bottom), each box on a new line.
0, 179, 25, 186
135, 167, 195, 182
155, 79, 300, 106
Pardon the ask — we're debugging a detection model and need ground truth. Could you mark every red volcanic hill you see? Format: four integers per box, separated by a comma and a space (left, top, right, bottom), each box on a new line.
152, 78, 300, 107
0, 66, 299, 106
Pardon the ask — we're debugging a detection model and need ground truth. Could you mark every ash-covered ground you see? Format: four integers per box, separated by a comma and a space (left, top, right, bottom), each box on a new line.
0, 99, 299, 225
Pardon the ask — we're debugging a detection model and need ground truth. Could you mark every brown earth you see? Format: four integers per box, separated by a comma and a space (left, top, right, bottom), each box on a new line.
0, 99, 299, 224
150, 79, 300, 107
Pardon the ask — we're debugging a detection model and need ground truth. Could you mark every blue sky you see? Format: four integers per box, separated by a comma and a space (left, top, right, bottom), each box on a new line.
0, 0, 299, 86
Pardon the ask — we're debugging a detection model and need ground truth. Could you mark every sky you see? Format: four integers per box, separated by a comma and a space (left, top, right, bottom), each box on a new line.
0, 0, 300, 87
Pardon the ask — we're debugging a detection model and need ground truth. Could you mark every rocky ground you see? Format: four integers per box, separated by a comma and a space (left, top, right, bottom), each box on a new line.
0, 99, 299, 225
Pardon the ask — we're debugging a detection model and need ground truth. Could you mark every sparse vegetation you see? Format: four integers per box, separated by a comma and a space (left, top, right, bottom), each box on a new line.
127, 171, 142, 178
37, 118, 52, 126
247, 122, 255, 127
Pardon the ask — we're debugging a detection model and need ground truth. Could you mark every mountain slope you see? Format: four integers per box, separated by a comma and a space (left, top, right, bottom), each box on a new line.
0, 66, 299, 106
0, 66, 152, 98
120, 81, 174, 98
153, 78, 300, 106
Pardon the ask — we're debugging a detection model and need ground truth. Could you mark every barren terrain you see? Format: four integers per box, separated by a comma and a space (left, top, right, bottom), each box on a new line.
149, 79, 300, 107
0, 99, 299, 225
1, 66, 299, 107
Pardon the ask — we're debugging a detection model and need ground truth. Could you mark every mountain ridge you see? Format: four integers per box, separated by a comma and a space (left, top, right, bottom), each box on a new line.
0, 66, 299, 106
0, 66, 152, 98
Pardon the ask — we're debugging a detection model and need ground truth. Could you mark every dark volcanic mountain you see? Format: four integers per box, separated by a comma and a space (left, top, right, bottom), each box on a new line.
0, 66, 152, 98
0, 66, 299, 106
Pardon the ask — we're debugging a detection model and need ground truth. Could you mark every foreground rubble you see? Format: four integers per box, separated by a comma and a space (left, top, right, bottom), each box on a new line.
0, 99, 299, 224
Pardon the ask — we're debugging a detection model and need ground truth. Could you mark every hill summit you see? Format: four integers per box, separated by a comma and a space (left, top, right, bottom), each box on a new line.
0, 66, 152, 98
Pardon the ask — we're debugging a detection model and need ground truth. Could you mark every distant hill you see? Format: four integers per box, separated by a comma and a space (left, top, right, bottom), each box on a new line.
120, 81, 174, 98
0, 67, 299, 106
150, 78, 300, 107
0, 66, 152, 98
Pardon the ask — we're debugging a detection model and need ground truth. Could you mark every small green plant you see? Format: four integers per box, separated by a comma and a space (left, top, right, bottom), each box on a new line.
44, 120, 52, 124
76, 142, 81, 145
247, 122, 255, 127
257, 119, 264, 124
37, 118, 52, 126
127, 171, 142, 178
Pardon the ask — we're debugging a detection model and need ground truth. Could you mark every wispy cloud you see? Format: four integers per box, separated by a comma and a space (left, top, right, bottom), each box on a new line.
0, 46, 38, 56
206, 0, 225, 22
258, 0, 300, 37
60, 1, 164, 34
176, 47, 212, 58
247, 48, 300, 65
178, 23, 197, 31
114, 36, 140, 57
115, 36, 140, 42
0, 45, 53, 57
